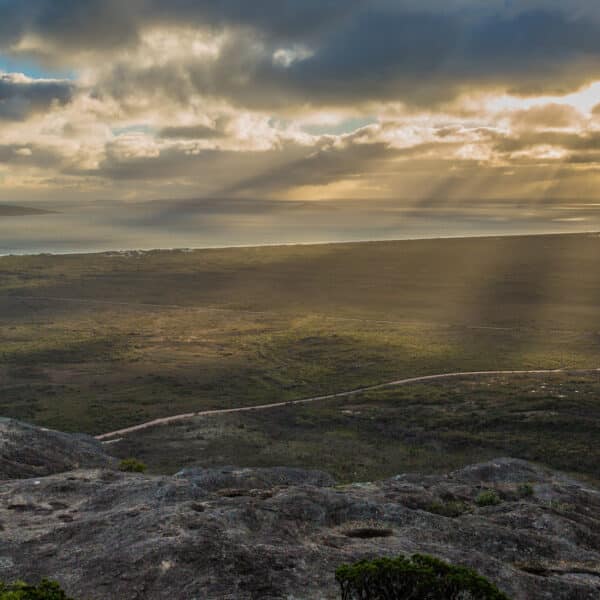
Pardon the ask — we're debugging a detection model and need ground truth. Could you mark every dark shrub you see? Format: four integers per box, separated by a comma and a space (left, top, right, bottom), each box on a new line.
517, 483, 534, 498
336, 554, 511, 600
475, 490, 501, 507
0, 579, 75, 599
427, 500, 470, 518
118, 458, 147, 473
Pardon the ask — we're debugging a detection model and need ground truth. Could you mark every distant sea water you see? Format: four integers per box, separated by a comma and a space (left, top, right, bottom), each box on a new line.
1, 198, 599, 256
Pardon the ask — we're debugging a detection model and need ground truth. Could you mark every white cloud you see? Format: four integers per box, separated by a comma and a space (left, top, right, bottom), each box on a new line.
272, 46, 313, 68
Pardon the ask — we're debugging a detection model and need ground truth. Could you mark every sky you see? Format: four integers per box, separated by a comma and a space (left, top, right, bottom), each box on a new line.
2, 1, 600, 245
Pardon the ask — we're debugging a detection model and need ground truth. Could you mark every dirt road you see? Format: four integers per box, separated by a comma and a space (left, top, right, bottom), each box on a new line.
96, 367, 600, 441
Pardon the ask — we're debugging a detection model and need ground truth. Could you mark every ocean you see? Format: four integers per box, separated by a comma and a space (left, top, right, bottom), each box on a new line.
1, 198, 598, 255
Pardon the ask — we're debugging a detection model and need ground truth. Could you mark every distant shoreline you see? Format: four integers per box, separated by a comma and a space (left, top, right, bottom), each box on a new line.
0, 230, 598, 259
0, 204, 58, 217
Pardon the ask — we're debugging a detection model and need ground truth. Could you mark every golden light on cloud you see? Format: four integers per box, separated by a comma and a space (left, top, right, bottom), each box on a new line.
486, 81, 600, 116
1, 0, 600, 224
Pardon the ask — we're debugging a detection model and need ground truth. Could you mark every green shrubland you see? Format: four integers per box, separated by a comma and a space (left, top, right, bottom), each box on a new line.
336, 554, 510, 600
0, 580, 73, 600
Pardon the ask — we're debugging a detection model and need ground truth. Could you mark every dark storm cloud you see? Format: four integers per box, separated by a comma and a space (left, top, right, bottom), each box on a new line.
2, 1, 600, 108
0, 73, 74, 120
256, 7, 600, 106
0, 0, 358, 48
158, 119, 227, 140
146, 0, 361, 42
0, 0, 144, 51
0, 143, 64, 167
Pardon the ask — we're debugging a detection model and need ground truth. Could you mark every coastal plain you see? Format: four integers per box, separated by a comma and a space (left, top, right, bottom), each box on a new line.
2, 233, 600, 481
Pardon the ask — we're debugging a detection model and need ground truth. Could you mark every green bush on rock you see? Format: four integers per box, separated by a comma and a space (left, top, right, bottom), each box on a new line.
118, 458, 147, 473
517, 483, 534, 498
427, 500, 470, 518
335, 554, 511, 600
0, 580, 74, 600
475, 490, 502, 507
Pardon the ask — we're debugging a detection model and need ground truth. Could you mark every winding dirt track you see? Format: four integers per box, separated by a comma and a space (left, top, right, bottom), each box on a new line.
95, 367, 600, 441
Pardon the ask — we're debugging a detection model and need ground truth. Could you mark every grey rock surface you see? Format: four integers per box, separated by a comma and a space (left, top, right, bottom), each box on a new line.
175, 465, 336, 491
1, 424, 600, 599
0, 418, 115, 479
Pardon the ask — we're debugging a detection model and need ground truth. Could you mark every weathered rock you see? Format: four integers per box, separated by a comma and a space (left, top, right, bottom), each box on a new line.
1, 424, 599, 599
0, 418, 115, 479
175, 465, 335, 491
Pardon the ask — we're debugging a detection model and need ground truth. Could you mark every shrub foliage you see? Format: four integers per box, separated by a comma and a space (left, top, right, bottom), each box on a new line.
0, 580, 74, 600
335, 554, 511, 600
427, 500, 470, 518
118, 458, 147, 473
517, 483, 534, 498
475, 490, 502, 507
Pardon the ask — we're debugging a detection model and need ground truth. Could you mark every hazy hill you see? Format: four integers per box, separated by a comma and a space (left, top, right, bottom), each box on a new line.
0, 204, 56, 216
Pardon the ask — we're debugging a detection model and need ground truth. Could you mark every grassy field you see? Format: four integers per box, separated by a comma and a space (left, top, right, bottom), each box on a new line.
1, 233, 600, 439
108, 372, 600, 483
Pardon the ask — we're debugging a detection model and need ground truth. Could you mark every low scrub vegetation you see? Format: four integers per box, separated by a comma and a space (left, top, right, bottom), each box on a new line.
0, 580, 74, 600
108, 373, 600, 484
118, 458, 147, 473
426, 500, 470, 518
476, 490, 502, 507
336, 554, 510, 600
517, 483, 534, 498
4, 235, 600, 441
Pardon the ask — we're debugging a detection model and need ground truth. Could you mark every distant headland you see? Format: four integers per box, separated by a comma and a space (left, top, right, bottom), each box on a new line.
0, 204, 57, 216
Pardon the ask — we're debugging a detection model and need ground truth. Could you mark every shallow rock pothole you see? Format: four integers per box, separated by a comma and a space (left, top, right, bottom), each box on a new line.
343, 527, 394, 539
